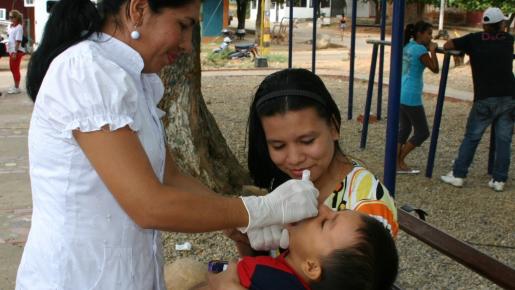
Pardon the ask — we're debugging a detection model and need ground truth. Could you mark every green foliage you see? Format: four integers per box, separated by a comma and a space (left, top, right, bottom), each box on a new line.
205, 50, 231, 67
449, 0, 515, 13
267, 54, 288, 63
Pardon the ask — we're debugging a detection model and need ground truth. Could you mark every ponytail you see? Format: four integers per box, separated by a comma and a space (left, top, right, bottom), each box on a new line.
26, 0, 101, 101
404, 21, 433, 47
403, 24, 415, 46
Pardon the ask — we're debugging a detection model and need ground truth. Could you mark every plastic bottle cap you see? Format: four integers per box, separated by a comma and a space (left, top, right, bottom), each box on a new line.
302, 170, 311, 181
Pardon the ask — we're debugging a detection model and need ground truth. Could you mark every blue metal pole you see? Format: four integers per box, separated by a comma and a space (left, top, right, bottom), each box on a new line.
288, 0, 294, 68
348, 0, 358, 120
377, 0, 387, 120
360, 43, 379, 149
488, 126, 495, 175
312, 0, 318, 73
383, 0, 405, 196
425, 53, 451, 178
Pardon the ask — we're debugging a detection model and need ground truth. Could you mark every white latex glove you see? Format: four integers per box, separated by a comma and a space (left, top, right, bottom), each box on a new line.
239, 179, 319, 233
247, 225, 282, 251
279, 228, 289, 249
247, 226, 290, 251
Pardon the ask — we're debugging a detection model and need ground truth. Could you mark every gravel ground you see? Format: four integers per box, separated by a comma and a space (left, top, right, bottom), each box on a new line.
163, 74, 514, 289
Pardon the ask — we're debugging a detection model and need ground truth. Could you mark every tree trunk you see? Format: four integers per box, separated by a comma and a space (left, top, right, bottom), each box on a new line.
255, 0, 262, 43
416, 2, 425, 19
236, 0, 249, 30
158, 26, 251, 193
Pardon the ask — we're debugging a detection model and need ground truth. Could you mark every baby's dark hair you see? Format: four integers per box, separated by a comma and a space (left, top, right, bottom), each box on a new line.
311, 214, 399, 290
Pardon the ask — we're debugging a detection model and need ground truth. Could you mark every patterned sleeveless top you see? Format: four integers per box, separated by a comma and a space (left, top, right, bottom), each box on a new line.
323, 161, 398, 237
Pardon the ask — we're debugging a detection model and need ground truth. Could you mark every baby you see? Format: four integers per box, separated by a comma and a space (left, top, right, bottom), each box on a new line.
197, 204, 398, 290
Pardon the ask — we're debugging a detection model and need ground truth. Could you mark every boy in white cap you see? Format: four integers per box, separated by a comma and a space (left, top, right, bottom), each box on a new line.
441, 7, 514, 192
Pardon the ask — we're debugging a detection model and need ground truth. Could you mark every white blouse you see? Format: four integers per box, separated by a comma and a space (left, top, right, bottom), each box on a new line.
7, 24, 25, 53
16, 33, 167, 290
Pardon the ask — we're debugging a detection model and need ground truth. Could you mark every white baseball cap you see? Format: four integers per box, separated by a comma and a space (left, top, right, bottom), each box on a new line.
483, 7, 508, 24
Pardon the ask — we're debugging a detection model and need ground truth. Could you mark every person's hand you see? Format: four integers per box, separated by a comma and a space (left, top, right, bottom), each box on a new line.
239, 179, 319, 232
10, 52, 16, 60
428, 41, 438, 52
247, 225, 281, 250
247, 225, 290, 251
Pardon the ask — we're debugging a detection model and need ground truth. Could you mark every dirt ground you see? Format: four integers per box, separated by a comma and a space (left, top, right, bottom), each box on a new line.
202, 22, 477, 96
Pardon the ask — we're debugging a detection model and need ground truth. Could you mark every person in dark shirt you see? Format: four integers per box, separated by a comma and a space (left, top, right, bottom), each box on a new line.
200, 206, 398, 290
441, 7, 514, 192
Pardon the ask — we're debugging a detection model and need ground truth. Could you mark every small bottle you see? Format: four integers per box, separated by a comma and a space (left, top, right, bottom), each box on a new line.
208, 260, 229, 273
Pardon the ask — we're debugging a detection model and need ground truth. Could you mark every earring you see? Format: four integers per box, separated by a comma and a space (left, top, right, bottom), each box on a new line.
130, 27, 140, 40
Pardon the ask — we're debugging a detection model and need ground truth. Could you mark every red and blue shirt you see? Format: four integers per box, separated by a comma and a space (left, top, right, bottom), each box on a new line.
237, 252, 311, 290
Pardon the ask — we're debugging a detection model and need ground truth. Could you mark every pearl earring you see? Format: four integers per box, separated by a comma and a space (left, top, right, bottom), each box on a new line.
130, 27, 140, 40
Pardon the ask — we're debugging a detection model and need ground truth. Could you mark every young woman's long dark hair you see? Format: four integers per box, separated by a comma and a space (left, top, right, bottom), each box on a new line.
311, 214, 399, 290
247, 68, 342, 190
26, 0, 194, 101
403, 20, 432, 46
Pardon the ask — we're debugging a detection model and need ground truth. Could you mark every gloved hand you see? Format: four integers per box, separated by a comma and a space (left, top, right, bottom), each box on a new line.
247, 226, 290, 251
247, 225, 282, 251
239, 179, 319, 233
279, 228, 289, 249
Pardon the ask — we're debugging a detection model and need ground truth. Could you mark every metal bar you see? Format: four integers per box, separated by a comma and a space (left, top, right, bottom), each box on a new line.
425, 53, 451, 178
366, 39, 392, 45
360, 44, 379, 149
366, 40, 462, 56
312, 0, 318, 73
383, 0, 405, 196
288, 0, 294, 68
488, 125, 495, 175
377, 0, 387, 120
399, 209, 515, 289
348, 0, 358, 120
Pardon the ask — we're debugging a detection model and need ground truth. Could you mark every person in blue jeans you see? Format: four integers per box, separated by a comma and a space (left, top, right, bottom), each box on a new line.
397, 21, 439, 173
441, 7, 514, 192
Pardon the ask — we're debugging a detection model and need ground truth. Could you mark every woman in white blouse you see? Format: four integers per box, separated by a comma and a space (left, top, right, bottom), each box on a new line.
6, 9, 25, 94
16, 0, 319, 289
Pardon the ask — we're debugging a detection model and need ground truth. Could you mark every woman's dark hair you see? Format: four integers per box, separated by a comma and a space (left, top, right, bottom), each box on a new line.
26, 0, 195, 101
247, 68, 342, 190
311, 214, 399, 290
403, 20, 432, 46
